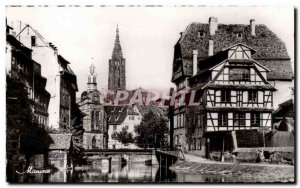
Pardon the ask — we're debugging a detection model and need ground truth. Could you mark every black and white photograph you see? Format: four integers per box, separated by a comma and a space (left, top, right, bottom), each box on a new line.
5, 5, 295, 183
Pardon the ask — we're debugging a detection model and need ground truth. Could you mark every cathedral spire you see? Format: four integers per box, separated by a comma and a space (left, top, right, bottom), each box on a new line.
112, 24, 123, 59
108, 25, 126, 91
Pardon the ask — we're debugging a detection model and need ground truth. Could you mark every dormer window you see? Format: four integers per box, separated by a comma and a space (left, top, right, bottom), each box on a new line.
229, 68, 250, 81
198, 32, 205, 38
237, 33, 242, 38
31, 36, 36, 46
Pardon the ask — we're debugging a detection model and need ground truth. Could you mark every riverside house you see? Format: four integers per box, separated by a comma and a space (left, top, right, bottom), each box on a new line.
170, 17, 293, 157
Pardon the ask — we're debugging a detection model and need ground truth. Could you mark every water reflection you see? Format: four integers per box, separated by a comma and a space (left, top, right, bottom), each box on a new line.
23, 161, 245, 183
69, 162, 243, 183
71, 162, 158, 183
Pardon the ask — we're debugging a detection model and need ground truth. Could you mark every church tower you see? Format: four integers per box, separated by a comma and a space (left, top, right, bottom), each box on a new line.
108, 25, 126, 90
87, 63, 97, 91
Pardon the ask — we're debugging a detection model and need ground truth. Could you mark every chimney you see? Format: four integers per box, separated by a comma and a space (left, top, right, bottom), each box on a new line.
250, 19, 255, 36
192, 50, 198, 75
209, 17, 218, 35
208, 40, 214, 56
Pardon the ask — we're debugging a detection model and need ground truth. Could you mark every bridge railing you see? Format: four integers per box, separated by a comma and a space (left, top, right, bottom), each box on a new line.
156, 146, 185, 160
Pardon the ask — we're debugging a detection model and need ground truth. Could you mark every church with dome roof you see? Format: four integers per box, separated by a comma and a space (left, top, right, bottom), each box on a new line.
78, 63, 107, 149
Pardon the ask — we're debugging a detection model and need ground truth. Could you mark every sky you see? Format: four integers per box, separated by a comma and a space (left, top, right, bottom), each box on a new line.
6, 6, 294, 97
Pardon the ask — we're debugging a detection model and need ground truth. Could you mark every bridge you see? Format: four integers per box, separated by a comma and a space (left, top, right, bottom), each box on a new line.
84, 147, 185, 168
155, 148, 185, 168
85, 148, 154, 156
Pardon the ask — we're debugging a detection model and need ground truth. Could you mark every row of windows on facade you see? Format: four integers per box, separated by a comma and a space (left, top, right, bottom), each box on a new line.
26, 86, 49, 110
112, 124, 129, 132
178, 67, 255, 91
175, 90, 261, 109
33, 115, 47, 126
11, 57, 49, 109
217, 112, 261, 127
175, 112, 263, 129
174, 114, 203, 129
129, 115, 140, 120
218, 90, 258, 103
34, 103, 47, 112
174, 114, 186, 129
174, 135, 203, 151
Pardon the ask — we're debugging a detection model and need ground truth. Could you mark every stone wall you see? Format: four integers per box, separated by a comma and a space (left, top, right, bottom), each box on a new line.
83, 133, 104, 149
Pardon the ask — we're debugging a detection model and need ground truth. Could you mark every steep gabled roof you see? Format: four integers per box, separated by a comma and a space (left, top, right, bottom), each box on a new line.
273, 99, 294, 118
173, 21, 293, 81
179, 23, 289, 59
105, 106, 128, 125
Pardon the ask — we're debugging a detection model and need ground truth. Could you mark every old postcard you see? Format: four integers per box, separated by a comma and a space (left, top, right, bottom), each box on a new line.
5, 5, 295, 183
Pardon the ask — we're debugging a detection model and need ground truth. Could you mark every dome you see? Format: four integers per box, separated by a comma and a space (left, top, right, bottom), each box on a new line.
81, 90, 102, 103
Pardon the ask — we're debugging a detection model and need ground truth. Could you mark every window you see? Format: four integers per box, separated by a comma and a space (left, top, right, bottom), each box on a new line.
237, 33, 242, 38
218, 113, 228, 126
233, 113, 246, 127
248, 91, 258, 103
91, 111, 94, 129
95, 111, 99, 130
221, 90, 231, 102
229, 68, 250, 81
198, 32, 205, 37
131, 116, 135, 120
31, 36, 36, 46
113, 125, 117, 131
251, 113, 260, 127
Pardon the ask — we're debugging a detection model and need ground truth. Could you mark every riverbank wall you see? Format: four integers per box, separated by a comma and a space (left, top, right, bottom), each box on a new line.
170, 159, 294, 183
209, 147, 294, 165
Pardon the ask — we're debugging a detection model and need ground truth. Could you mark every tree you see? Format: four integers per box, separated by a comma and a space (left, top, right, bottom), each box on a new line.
6, 76, 53, 169
115, 127, 134, 146
134, 110, 168, 148
70, 103, 86, 166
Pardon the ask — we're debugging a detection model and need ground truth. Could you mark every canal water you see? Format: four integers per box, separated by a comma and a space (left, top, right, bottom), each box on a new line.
44, 161, 244, 183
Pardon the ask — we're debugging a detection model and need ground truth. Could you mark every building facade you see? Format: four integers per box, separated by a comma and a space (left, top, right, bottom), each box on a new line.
6, 25, 51, 127
78, 64, 107, 149
108, 25, 126, 91
170, 17, 292, 156
6, 23, 51, 182
105, 105, 142, 149
10, 21, 78, 129
32, 61, 51, 127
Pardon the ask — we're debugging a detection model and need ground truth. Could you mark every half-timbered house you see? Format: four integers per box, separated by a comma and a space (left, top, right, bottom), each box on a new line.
170, 17, 292, 157
186, 43, 276, 157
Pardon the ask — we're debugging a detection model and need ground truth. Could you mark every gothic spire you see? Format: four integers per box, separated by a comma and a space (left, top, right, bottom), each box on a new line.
87, 62, 97, 91
112, 24, 123, 59
90, 62, 95, 75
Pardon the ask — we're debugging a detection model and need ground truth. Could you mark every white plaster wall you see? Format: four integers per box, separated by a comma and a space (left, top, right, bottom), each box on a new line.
271, 80, 293, 108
